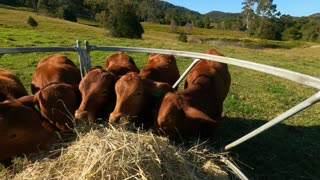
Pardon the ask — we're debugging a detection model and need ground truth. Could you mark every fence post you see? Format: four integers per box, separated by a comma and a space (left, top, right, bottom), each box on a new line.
172, 58, 200, 89
224, 91, 320, 151
76, 40, 85, 78
84, 40, 92, 72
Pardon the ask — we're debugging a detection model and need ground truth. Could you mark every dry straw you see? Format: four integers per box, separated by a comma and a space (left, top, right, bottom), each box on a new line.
0, 122, 228, 179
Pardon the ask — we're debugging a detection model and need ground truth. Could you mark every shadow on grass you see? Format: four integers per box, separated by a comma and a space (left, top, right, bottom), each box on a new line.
215, 117, 320, 179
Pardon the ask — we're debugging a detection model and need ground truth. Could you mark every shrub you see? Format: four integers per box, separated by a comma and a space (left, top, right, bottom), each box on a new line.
107, 3, 144, 39
27, 16, 38, 28
178, 32, 187, 42
57, 7, 77, 22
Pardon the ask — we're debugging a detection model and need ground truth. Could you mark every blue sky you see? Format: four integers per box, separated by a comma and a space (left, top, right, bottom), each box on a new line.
163, 0, 320, 17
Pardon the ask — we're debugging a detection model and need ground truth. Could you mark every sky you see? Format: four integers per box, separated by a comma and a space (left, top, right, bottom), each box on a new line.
163, 0, 320, 17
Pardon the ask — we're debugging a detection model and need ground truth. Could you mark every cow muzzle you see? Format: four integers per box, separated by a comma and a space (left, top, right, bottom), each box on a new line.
74, 110, 89, 120
109, 113, 137, 126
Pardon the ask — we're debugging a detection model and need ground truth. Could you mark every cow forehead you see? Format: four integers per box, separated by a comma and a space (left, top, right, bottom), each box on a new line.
116, 73, 144, 93
82, 70, 113, 85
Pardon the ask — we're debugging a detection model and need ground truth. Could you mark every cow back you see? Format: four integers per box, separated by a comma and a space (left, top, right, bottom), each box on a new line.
31, 54, 81, 94
184, 49, 231, 119
0, 69, 28, 101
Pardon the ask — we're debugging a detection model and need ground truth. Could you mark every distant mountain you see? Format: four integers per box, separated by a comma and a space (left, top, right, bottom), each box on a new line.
204, 11, 241, 22
309, 13, 320, 20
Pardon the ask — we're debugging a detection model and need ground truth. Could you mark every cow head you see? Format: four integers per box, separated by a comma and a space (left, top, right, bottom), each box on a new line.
105, 51, 140, 77
0, 99, 54, 161
109, 72, 174, 129
75, 66, 117, 122
18, 82, 78, 131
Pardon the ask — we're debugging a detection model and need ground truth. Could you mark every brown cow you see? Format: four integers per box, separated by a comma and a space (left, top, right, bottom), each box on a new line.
18, 82, 78, 131
140, 54, 180, 86
75, 52, 139, 122
31, 54, 81, 94
184, 48, 231, 120
105, 51, 140, 77
109, 72, 174, 129
0, 69, 28, 101
75, 66, 117, 122
26, 54, 81, 130
0, 99, 54, 162
154, 48, 231, 138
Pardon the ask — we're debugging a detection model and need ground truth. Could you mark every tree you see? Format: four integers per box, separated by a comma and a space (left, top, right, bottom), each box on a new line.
255, 0, 281, 37
282, 26, 302, 40
107, 1, 144, 39
241, 0, 281, 39
241, 0, 256, 31
301, 20, 320, 42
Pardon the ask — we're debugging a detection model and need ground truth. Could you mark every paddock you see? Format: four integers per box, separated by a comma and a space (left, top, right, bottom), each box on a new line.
1, 41, 319, 179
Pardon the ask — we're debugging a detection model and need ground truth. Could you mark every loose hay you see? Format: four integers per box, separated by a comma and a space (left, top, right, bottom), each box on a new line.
0, 123, 228, 179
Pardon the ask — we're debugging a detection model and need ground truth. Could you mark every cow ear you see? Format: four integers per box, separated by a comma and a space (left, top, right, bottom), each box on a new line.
16, 95, 38, 107
144, 79, 174, 98
88, 66, 103, 72
184, 106, 217, 124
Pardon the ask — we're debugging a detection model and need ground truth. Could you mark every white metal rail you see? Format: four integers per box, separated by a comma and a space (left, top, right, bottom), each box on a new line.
0, 40, 86, 77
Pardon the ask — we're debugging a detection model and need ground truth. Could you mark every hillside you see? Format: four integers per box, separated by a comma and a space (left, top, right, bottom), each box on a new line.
1, 6, 320, 179
205, 11, 241, 22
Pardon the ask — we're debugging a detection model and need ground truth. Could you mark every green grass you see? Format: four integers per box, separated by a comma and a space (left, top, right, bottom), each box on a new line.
1, 6, 320, 179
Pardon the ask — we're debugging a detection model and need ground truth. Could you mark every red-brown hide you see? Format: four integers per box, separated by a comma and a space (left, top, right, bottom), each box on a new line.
140, 54, 180, 86
28, 54, 81, 130
75, 67, 117, 121
155, 48, 231, 138
31, 54, 81, 94
184, 48, 231, 120
0, 69, 28, 102
105, 51, 139, 77
19, 82, 78, 131
109, 72, 174, 129
0, 100, 54, 161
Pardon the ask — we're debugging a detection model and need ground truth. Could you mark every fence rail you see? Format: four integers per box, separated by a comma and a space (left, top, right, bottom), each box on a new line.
0, 40, 86, 77
1, 41, 320, 180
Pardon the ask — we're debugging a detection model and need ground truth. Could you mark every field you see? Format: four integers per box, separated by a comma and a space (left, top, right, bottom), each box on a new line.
1, 5, 320, 179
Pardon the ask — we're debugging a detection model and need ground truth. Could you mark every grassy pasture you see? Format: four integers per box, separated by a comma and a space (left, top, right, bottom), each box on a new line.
1, 6, 320, 179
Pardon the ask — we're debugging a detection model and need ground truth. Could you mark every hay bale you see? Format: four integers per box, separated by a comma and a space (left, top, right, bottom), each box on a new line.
0, 124, 228, 179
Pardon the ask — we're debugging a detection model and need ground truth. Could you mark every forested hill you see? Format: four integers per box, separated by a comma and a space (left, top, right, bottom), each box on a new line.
1, 0, 319, 42
204, 11, 241, 22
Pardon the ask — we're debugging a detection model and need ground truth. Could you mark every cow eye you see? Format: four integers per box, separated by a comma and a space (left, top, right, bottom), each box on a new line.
102, 90, 109, 95
134, 92, 142, 96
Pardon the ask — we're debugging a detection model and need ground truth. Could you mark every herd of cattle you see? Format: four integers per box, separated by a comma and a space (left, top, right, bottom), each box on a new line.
0, 48, 231, 162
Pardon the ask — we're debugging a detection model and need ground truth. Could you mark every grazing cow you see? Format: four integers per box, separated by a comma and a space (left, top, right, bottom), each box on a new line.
154, 48, 231, 138
75, 66, 117, 122
75, 52, 139, 122
105, 51, 140, 77
140, 54, 180, 86
18, 82, 78, 131
31, 54, 81, 94
0, 69, 28, 101
0, 99, 54, 161
109, 72, 174, 129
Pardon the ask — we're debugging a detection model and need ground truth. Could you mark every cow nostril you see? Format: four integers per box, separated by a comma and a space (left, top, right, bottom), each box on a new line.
75, 110, 88, 120
9, 134, 17, 139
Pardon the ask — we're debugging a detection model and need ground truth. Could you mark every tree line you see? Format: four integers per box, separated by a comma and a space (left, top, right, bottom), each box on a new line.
214, 0, 320, 42
1, 0, 319, 42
